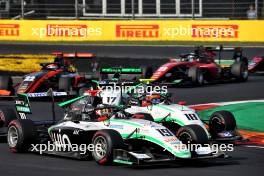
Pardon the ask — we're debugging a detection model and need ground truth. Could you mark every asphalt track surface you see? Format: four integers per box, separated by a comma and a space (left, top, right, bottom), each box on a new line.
0, 75, 264, 176
0, 44, 264, 176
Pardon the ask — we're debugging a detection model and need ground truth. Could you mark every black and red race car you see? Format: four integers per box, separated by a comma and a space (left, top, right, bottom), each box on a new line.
0, 52, 98, 97
142, 46, 248, 86
248, 56, 264, 73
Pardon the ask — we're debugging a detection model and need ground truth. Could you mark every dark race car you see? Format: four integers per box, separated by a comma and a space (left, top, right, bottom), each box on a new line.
143, 46, 248, 86
0, 52, 99, 97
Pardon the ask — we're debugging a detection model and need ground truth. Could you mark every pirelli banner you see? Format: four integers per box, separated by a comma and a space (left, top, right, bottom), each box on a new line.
0, 20, 263, 42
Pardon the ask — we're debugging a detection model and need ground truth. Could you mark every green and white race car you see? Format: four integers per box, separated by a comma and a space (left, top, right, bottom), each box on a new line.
4, 94, 225, 166
90, 86, 241, 143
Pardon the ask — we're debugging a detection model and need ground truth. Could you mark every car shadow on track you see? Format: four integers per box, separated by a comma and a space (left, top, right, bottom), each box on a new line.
128, 157, 244, 170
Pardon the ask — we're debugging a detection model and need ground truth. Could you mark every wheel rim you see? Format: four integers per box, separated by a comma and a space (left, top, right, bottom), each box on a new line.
8, 126, 18, 148
93, 136, 108, 160
241, 67, 248, 79
179, 132, 193, 144
198, 73, 204, 84
210, 116, 225, 133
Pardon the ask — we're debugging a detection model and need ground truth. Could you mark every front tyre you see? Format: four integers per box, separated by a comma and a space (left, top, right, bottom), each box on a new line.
188, 67, 204, 86
176, 125, 208, 145
92, 129, 124, 165
231, 62, 248, 82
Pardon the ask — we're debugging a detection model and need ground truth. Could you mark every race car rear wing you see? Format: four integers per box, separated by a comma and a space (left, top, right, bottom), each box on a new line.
15, 90, 66, 122
100, 67, 143, 74
52, 52, 96, 58
100, 67, 143, 81
52, 52, 97, 74
204, 46, 242, 52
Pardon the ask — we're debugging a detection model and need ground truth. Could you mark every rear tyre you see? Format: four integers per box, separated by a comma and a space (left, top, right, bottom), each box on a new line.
133, 113, 154, 121
231, 62, 248, 82
7, 119, 36, 153
59, 77, 72, 91
0, 76, 12, 90
92, 129, 124, 165
0, 76, 14, 94
209, 110, 236, 136
188, 67, 204, 86
176, 125, 208, 145
142, 67, 153, 79
0, 108, 17, 128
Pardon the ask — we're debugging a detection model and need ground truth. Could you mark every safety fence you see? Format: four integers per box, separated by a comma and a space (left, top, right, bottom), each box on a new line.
0, 0, 263, 20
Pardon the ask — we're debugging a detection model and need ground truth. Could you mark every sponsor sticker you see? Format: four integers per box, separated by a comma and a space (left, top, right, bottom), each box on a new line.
0, 24, 19, 37
116, 24, 159, 38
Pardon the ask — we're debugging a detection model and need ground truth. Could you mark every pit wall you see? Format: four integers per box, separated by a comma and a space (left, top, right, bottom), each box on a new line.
0, 20, 263, 42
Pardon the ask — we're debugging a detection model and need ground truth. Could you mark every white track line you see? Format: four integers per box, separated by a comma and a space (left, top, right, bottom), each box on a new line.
244, 145, 264, 149
189, 99, 264, 107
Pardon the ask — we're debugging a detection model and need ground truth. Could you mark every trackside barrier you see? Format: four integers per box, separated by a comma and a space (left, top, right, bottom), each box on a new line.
0, 20, 263, 42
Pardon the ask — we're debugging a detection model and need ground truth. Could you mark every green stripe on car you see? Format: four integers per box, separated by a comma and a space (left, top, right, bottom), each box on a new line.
120, 133, 191, 158
58, 96, 86, 107
113, 159, 133, 165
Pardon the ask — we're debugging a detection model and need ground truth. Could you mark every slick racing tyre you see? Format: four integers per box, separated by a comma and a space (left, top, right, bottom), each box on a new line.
0, 108, 17, 128
7, 119, 37, 153
132, 113, 154, 121
176, 125, 208, 145
59, 77, 72, 91
92, 129, 124, 165
231, 62, 248, 82
0, 76, 12, 90
0, 76, 14, 94
209, 110, 237, 136
188, 67, 204, 86
142, 67, 153, 79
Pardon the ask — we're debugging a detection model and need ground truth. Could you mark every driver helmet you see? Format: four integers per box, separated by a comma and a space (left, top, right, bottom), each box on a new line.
95, 104, 112, 118
146, 94, 161, 104
46, 63, 58, 70
187, 55, 196, 62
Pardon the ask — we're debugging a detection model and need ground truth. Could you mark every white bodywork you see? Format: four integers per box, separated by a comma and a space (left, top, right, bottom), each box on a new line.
49, 118, 199, 159
99, 90, 210, 137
